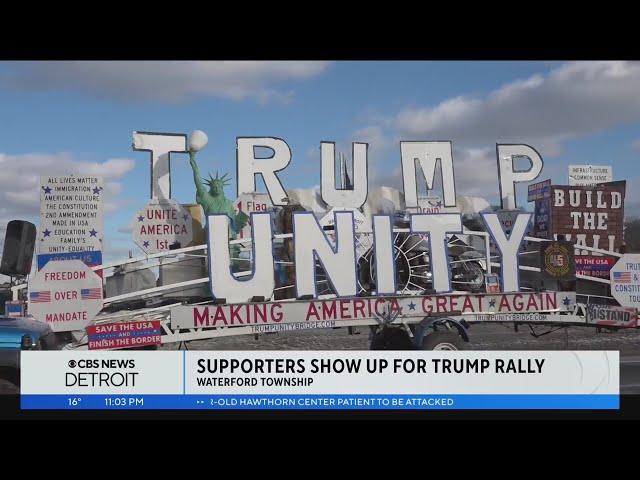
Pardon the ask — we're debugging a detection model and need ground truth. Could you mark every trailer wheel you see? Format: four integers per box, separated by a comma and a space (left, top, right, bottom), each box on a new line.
421, 330, 467, 351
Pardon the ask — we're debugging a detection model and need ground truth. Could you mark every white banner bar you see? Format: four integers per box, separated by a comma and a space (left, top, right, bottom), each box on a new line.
170, 292, 576, 330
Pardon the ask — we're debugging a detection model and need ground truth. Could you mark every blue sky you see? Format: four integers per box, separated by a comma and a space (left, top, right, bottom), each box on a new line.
0, 60, 639, 264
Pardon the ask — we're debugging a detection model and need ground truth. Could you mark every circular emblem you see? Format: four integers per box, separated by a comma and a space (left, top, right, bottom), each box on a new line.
544, 244, 570, 277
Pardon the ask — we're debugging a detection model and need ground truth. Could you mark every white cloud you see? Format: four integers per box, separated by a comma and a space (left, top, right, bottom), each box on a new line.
0, 61, 332, 104
384, 61, 640, 157
0, 153, 135, 261
351, 61, 640, 205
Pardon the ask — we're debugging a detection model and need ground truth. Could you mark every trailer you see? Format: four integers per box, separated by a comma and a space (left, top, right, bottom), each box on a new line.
10, 226, 631, 353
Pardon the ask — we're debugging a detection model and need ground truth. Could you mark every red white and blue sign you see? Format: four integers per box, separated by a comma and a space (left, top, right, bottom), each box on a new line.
87, 321, 162, 350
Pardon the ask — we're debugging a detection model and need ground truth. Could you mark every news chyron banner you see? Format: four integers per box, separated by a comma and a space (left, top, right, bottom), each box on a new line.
20, 351, 619, 410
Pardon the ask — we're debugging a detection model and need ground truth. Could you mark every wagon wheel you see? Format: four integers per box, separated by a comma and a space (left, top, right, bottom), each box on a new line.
361, 232, 433, 295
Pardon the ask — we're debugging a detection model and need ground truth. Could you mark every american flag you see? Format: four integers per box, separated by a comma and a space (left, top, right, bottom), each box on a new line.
30, 291, 51, 303
613, 272, 632, 284
81, 288, 102, 300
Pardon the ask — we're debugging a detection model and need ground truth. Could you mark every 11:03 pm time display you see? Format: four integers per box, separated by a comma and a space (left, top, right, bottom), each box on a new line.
104, 397, 144, 407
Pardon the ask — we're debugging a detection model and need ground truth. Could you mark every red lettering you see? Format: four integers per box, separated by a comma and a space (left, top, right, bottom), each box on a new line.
54, 291, 78, 300
449, 295, 459, 311
253, 304, 267, 323
462, 296, 474, 312
306, 303, 320, 321
146, 209, 178, 220
213, 307, 227, 326
44, 311, 87, 322
44, 271, 86, 281
140, 224, 185, 235
340, 300, 352, 319
436, 296, 447, 312
545, 293, 557, 310
498, 295, 511, 311
513, 294, 524, 312
322, 301, 337, 319
353, 299, 366, 319
230, 305, 243, 324
194, 307, 209, 327
421, 297, 433, 314
475, 294, 484, 311
526, 294, 539, 311
374, 298, 386, 315
389, 298, 401, 313
271, 303, 282, 322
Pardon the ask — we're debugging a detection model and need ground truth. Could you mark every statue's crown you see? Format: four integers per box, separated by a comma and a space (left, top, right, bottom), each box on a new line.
204, 171, 232, 188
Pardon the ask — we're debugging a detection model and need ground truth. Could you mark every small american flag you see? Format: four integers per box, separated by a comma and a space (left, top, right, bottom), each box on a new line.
81, 288, 102, 300
30, 291, 51, 303
613, 272, 632, 284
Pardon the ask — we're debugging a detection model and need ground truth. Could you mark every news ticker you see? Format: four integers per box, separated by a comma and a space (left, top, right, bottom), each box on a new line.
20, 351, 619, 410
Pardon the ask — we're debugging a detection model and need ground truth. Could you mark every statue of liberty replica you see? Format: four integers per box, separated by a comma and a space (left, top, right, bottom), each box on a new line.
189, 148, 249, 272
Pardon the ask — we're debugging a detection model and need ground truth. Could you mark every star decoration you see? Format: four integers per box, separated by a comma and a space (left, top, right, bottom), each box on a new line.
436, 200, 442, 207
143, 241, 150, 248
137, 215, 145, 222
408, 301, 416, 311
562, 297, 572, 306
182, 213, 190, 221
43, 229, 51, 237
42, 186, 52, 194
93, 186, 101, 194
89, 229, 98, 237
489, 299, 496, 308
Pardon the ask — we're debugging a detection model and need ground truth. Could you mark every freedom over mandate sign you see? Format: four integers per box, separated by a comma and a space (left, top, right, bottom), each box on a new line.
40, 175, 103, 254
28, 260, 104, 333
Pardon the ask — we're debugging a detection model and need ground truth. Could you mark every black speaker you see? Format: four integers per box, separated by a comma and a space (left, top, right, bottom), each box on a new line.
0, 220, 37, 277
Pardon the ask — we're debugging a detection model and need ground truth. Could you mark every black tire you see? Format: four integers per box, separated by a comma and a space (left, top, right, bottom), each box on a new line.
421, 330, 468, 351
0, 370, 20, 394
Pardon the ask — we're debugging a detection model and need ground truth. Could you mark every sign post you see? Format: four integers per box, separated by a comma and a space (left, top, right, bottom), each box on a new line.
133, 199, 194, 254
28, 260, 104, 333
610, 254, 640, 308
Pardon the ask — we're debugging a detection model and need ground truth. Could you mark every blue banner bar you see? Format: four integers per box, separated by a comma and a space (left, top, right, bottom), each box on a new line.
37, 251, 102, 270
21, 394, 619, 410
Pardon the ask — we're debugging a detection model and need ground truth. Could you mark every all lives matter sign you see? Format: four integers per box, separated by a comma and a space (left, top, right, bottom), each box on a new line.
28, 260, 104, 333
40, 176, 103, 254
133, 199, 193, 254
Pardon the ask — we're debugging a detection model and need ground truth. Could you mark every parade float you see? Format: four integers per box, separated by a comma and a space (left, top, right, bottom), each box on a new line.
4, 130, 639, 351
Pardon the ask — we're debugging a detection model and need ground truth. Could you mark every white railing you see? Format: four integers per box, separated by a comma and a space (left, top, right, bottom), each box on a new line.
13, 229, 621, 303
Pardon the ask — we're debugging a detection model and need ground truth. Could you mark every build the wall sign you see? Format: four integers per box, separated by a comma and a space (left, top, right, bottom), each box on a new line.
551, 181, 625, 256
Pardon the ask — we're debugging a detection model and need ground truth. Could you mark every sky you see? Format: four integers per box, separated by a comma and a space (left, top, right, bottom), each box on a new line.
0, 60, 639, 267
